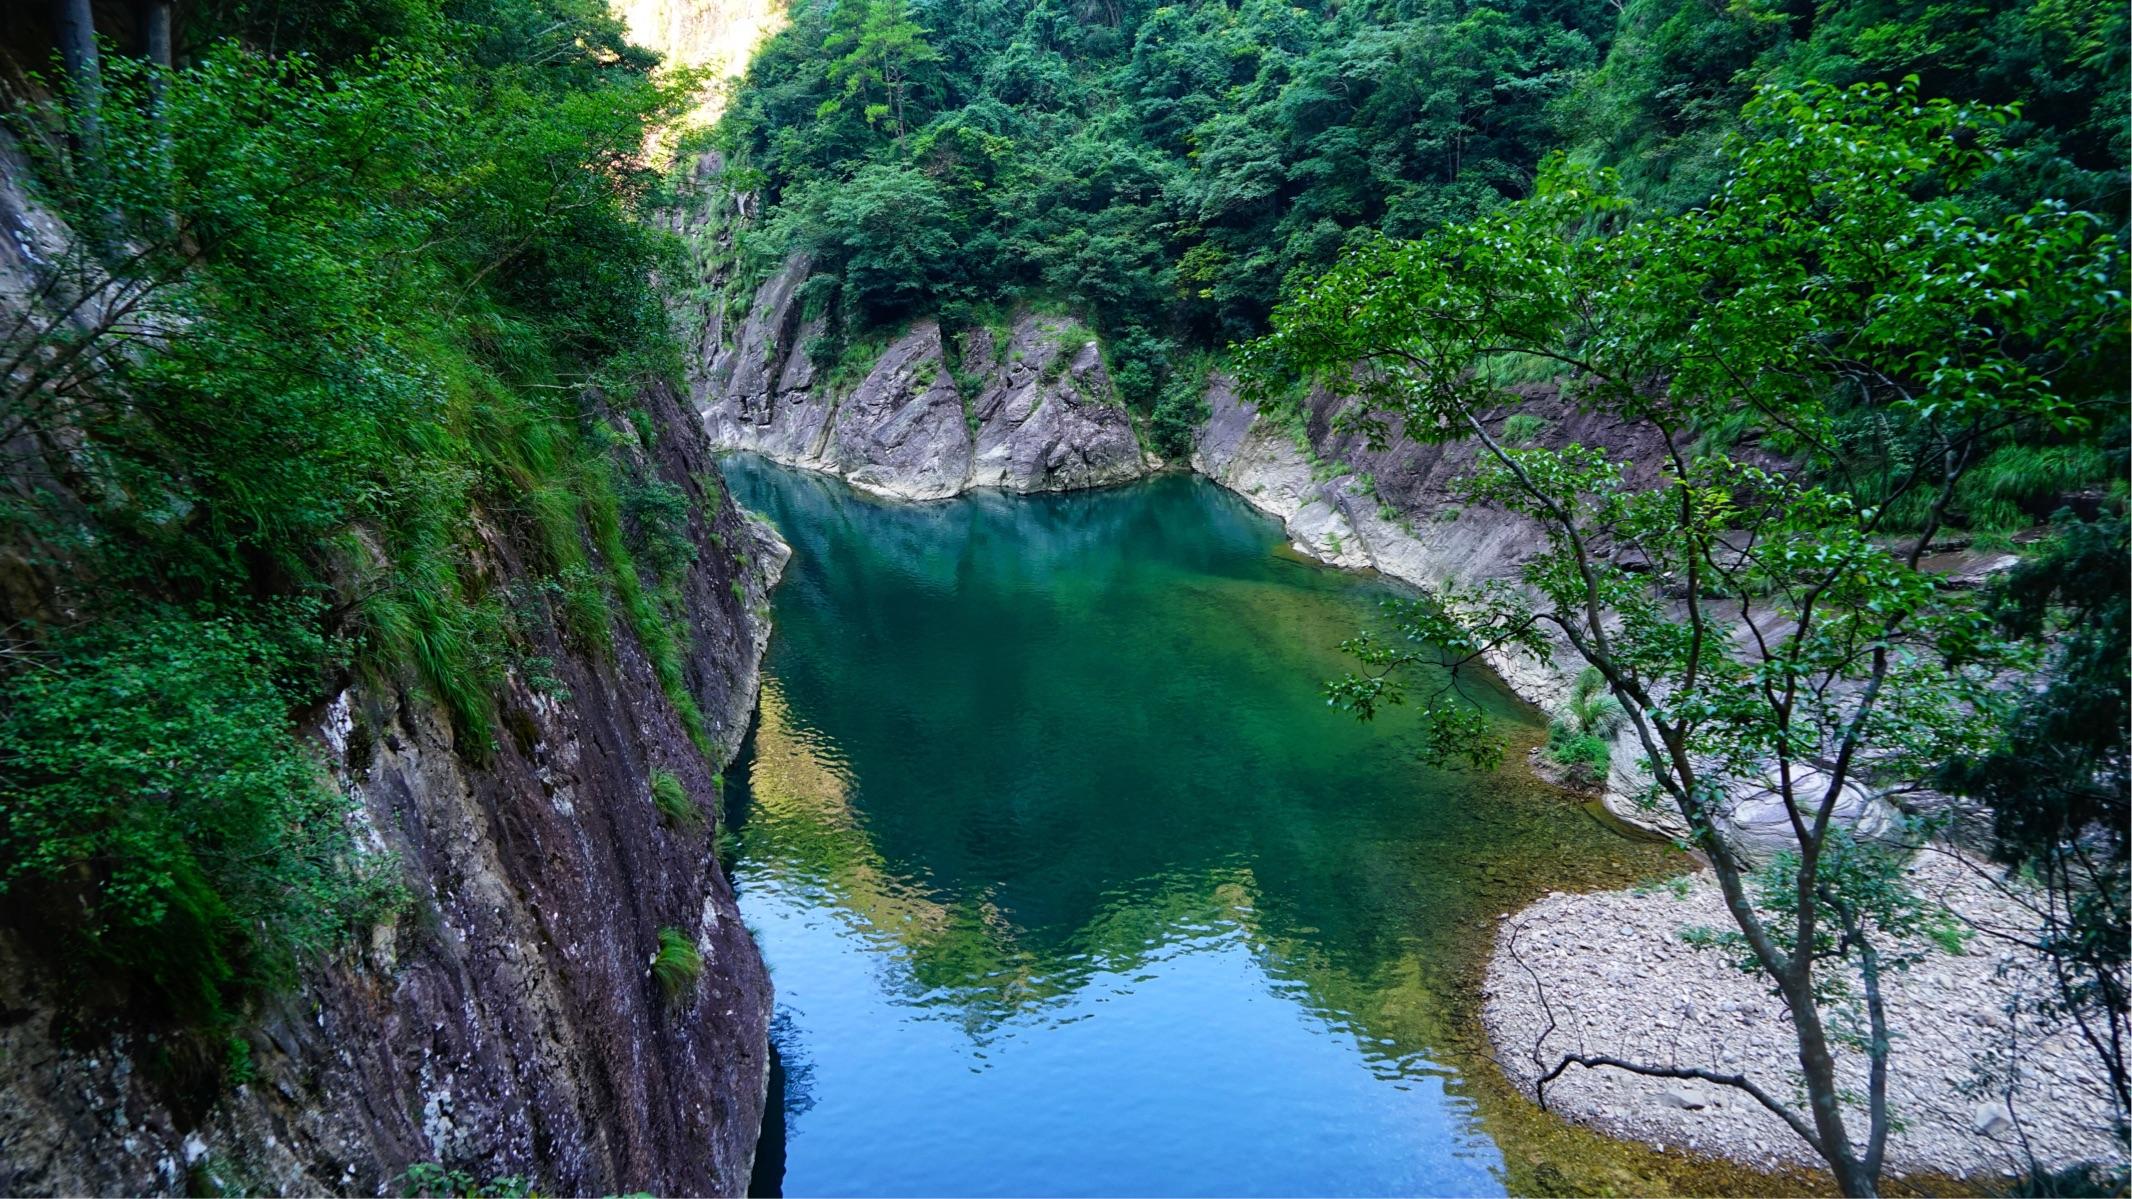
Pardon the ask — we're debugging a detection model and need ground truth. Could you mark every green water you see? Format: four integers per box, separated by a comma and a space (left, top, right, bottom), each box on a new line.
721, 457, 1695, 1197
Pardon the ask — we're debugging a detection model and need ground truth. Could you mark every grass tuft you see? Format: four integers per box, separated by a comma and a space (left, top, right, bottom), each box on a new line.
651, 769, 701, 831
652, 927, 702, 998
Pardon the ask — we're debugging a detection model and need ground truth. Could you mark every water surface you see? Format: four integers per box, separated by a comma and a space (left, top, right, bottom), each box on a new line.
720, 458, 1678, 1197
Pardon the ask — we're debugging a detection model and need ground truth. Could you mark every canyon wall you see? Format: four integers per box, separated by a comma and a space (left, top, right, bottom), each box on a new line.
0, 382, 784, 1197
693, 254, 1154, 500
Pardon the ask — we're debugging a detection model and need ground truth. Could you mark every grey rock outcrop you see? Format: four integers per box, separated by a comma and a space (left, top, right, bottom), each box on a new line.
966, 318, 1148, 493
698, 253, 838, 470
833, 323, 971, 500
693, 258, 1153, 498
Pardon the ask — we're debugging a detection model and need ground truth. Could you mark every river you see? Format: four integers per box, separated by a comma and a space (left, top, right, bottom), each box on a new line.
719, 456, 1690, 1197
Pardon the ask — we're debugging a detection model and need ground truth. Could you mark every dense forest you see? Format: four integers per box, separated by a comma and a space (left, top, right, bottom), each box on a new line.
708, 2, 2129, 1191
709, 0, 2126, 451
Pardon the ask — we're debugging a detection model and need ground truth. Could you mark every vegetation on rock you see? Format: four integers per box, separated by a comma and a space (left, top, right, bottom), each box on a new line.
0, 0, 706, 1080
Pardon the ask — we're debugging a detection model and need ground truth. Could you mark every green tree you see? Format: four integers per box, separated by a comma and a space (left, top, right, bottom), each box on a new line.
822, 0, 943, 141
0, 2, 699, 1076
1940, 515, 2130, 1138
1249, 80, 2125, 1197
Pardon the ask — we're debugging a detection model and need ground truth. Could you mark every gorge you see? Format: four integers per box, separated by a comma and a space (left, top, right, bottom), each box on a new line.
0, 0, 2123, 1194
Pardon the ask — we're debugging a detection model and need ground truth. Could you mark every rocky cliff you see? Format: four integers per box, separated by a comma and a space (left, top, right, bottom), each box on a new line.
0, 382, 785, 1197
693, 255, 1153, 500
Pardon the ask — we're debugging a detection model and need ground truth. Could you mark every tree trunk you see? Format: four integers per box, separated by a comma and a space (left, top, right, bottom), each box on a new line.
1785, 971, 1881, 1197
143, 0, 173, 69
52, 0, 114, 247
52, 0, 101, 124
142, 0, 177, 233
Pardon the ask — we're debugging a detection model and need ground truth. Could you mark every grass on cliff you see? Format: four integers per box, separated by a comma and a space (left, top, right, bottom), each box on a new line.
653, 927, 705, 998
653, 769, 704, 832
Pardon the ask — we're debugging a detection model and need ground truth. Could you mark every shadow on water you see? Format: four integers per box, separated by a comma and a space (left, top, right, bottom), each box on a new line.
716, 455, 1838, 1198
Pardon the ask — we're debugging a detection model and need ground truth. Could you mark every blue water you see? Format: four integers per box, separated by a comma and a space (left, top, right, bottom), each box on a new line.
720, 458, 1659, 1197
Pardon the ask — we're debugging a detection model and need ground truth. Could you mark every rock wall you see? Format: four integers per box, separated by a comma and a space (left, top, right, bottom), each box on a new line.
0, 382, 785, 1198
614, 0, 788, 127
694, 256, 1153, 500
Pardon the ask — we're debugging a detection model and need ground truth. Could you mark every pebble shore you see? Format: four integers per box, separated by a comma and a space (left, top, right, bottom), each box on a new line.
1482, 850, 2129, 1180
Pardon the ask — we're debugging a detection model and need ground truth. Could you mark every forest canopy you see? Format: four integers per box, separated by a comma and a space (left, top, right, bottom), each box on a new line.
708, 0, 2128, 412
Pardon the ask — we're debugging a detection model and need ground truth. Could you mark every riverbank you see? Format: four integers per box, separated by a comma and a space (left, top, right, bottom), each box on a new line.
1481, 850, 2130, 1182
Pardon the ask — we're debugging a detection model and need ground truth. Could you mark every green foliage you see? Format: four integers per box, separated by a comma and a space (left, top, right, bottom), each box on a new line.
1939, 515, 2130, 1117
402, 1162, 538, 1199
713, 0, 1613, 398
624, 477, 698, 587
1564, 0, 2128, 219
1543, 724, 1610, 777
652, 926, 704, 997
1148, 361, 1213, 461
0, 1, 701, 1075
1544, 669, 1621, 778
651, 769, 703, 832
0, 609, 402, 1045
1257, 80, 2124, 1193
1501, 412, 1549, 445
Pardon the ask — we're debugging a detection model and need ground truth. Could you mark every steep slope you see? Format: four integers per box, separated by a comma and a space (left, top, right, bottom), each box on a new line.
0, 380, 785, 1197
693, 251, 1153, 499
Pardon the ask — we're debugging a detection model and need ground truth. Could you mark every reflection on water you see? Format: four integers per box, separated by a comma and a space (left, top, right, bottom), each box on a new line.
721, 457, 1676, 1197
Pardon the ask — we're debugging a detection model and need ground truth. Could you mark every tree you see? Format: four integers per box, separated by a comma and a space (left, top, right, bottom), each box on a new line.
1247, 79, 2125, 1197
822, 0, 942, 141
1940, 514, 2130, 1144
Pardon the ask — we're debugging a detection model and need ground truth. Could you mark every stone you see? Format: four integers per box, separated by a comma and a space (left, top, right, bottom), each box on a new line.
1972, 1101, 2013, 1137
1656, 1086, 1710, 1111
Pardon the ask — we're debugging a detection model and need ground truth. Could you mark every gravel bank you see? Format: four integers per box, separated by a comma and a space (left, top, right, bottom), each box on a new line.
1482, 850, 2128, 1180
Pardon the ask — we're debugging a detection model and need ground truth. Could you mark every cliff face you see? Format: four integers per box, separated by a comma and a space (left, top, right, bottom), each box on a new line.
0, 382, 785, 1197
694, 254, 1153, 500
614, 0, 788, 127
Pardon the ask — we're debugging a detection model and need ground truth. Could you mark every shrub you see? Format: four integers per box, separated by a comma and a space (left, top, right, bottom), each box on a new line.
652, 927, 702, 997
1148, 366, 1211, 461
1543, 668, 1625, 782
1562, 667, 1626, 739
624, 478, 696, 588
1545, 722, 1612, 779
0, 609, 400, 1042
1502, 412, 1548, 444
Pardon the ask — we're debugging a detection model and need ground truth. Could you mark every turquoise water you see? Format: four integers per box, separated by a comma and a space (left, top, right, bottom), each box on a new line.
720, 457, 1662, 1198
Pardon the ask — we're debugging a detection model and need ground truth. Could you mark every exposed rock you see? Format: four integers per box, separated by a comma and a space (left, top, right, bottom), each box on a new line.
967, 317, 1149, 493
698, 252, 838, 470
692, 259, 1151, 498
1657, 1086, 1711, 1111
0, 382, 784, 1198
1190, 375, 1368, 569
1483, 852, 2129, 1180
832, 322, 972, 500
